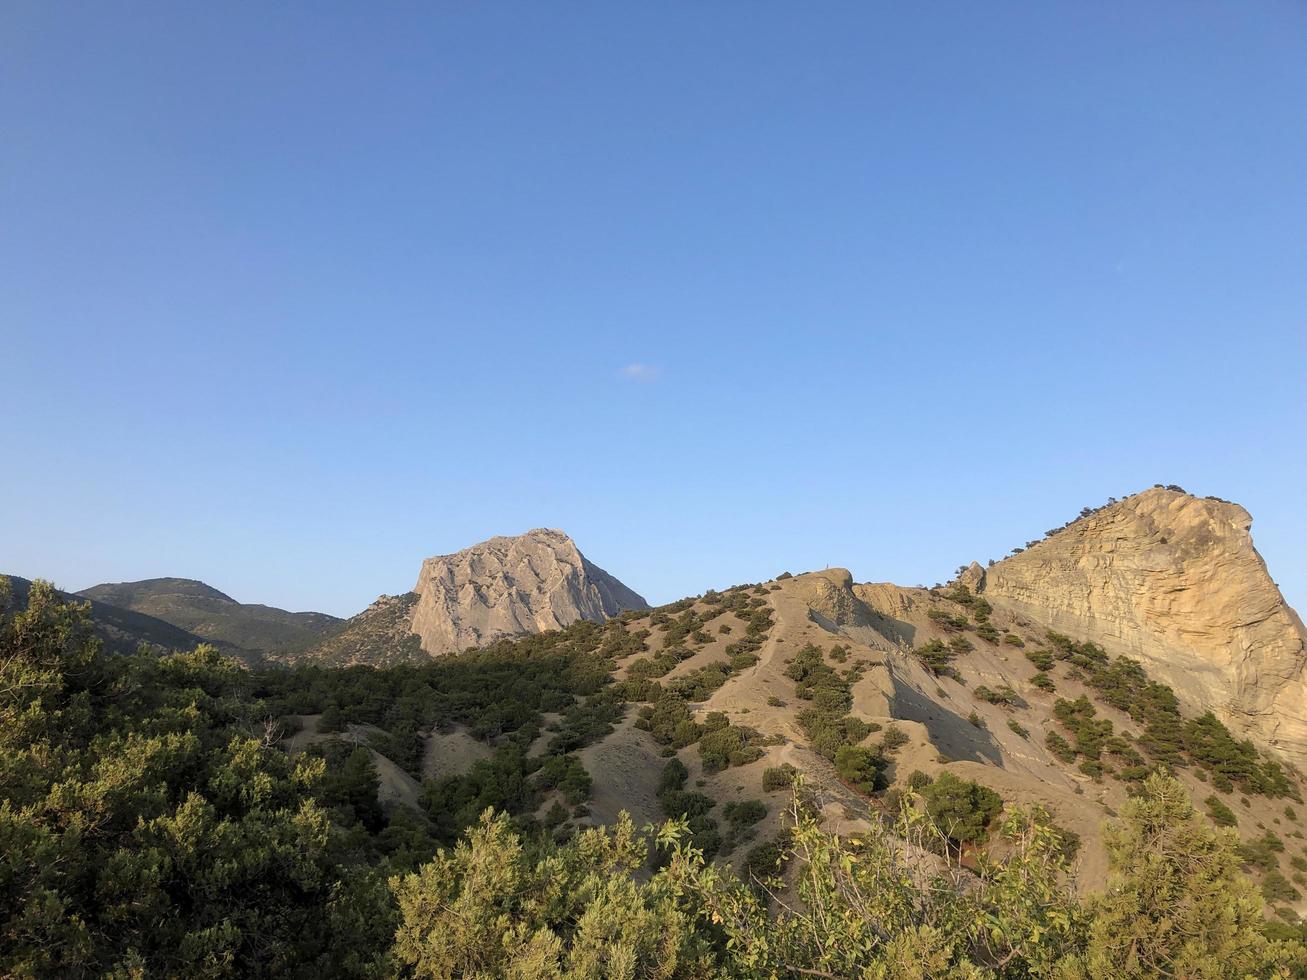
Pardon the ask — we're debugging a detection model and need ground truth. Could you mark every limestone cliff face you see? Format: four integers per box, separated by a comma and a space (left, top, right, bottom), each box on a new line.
980, 488, 1307, 767
408, 529, 647, 655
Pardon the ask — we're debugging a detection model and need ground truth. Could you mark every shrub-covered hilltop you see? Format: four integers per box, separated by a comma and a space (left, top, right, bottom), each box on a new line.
3, 580, 1307, 978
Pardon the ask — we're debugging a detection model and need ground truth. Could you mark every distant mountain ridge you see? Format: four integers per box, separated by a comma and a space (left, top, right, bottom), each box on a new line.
2, 574, 212, 655
78, 576, 340, 657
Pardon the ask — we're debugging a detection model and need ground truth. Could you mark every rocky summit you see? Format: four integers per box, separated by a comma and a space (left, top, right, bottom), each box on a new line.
408, 528, 648, 655
979, 488, 1307, 768
297, 529, 648, 664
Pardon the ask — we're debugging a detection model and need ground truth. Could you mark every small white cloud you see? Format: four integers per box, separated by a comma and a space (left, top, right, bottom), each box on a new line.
618, 362, 661, 382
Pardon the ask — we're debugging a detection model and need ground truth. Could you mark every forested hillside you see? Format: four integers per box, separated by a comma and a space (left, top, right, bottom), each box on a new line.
3, 578, 1306, 978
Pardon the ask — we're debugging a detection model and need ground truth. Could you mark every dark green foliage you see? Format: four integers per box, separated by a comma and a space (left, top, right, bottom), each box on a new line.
1046, 730, 1077, 764
835, 744, 889, 793
1003, 633, 1025, 647
1030, 671, 1056, 692
1262, 871, 1301, 904
1238, 832, 1285, 873
665, 660, 734, 701
1024, 648, 1054, 671
762, 765, 797, 792
724, 799, 767, 828
422, 745, 539, 843
698, 721, 764, 772
310, 741, 385, 832
319, 702, 347, 732
546, 692, 625, 754
658, 757, 688, 795
880, 724, 910, 752
1206, 795, 1238, 827
1053, 823, 1082, 862
916, 772, 1003, 849
637, 693, 701, 747
0, 581, 397, 976
948, 635, 975, 656
1039, 631, 1298, 800
1007, 719, 1029, 739
928, 608, 970, 632
785, 643, 874, 764
742, 836, 790, 895
913, 638, 959, 678
655, 762, 721, 861
534, 753, 592, 805
945, 584, 978, 607
1053, 696, 1114, 762
974, 684, 1020, 707
907, 770, 933, 791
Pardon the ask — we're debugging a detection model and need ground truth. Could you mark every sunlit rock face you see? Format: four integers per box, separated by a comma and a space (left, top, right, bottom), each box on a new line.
409, 529, 647, 655
980, 488, 1307, 768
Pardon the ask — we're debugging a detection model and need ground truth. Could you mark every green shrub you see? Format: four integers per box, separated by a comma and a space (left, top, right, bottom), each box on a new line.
763, 765, 797, 792
913, 638, 958, 678
1239, 834, 1282, 873
724, 799, 767, 828
880, 724, 909, 752
1025, 648, 1054, 671
949, 636, 975, 656
1205, 795, 1238, 827
1046, 731, 1076, 764
974, 684, 1020, 707
928, 609, 969, 632
658, 757, 688, 795
917, 772, 1003, 848
835, 744, 889, 794
1262, 871, 1301, 904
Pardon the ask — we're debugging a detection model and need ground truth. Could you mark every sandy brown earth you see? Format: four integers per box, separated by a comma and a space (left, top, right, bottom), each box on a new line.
422, 728, 495, 780
288, 492, 1307, 917
576, 712, 668, 830
579, 559, 1307, 911
284, 713, 424, 811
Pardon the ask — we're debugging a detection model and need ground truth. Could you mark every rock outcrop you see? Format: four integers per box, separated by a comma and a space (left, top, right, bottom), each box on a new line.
407, 529, 647, 656
292, 593, 424, 668
980, 488, 1307, 768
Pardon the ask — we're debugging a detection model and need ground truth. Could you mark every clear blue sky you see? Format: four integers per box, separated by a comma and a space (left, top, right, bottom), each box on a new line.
3, 3, 1305, 617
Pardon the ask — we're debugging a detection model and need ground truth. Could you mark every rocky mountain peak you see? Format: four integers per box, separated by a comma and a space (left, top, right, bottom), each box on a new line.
980, 487, 1307, 766
407, 529, 647, 656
